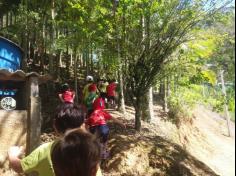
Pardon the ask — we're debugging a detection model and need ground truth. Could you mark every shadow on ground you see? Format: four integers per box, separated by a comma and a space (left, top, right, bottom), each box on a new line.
102, 120, 219, 176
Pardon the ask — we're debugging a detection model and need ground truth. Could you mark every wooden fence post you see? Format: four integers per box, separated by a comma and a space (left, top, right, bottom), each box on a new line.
26, 76, 41, 154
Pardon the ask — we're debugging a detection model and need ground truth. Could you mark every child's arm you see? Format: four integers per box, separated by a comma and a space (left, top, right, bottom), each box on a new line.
72, 91, 75, 100
110, 116, 126, 128
58, 94, 64, 103
8, 146, 24, 173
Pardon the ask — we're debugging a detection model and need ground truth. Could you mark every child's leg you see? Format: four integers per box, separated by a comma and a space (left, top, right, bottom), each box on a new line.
98, 125, 110, 159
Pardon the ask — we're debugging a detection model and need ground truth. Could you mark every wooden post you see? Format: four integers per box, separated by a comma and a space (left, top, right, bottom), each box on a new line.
26, 76, 41, 154
220, 70, 231, 137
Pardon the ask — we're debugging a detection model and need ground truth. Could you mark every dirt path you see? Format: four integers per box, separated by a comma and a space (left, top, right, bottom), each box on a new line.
190, 105, 235, 176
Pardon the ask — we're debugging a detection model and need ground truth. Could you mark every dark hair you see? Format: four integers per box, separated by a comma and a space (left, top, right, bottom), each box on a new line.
108, 79, 115, 84
52, 129, 101, 176
100, 92, 107, 100
61, 83, 70, 92
54, 104, 87, 134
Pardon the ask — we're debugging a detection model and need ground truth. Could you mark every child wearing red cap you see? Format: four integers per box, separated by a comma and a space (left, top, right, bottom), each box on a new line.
85, 83, 98, 116
106, 79, 117, 108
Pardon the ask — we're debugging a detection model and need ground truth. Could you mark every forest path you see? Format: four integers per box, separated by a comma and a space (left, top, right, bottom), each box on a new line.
189, 105, 235, 176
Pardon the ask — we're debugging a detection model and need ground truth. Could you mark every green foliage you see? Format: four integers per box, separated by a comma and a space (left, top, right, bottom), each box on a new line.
201, 70, 217, 85
167, 85, 202, 125
0, 0, 234, 131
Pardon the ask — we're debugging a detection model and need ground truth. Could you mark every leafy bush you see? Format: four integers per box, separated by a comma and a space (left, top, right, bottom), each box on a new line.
168, 84, 235, 124
167, 85, 202, 126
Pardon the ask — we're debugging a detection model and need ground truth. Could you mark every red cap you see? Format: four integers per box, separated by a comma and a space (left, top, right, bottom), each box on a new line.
88, 84, 97, 92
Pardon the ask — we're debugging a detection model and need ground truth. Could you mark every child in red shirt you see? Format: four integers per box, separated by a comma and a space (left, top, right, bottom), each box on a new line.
58, 83, 75, 104
106, 79, 117, 108
92, 93, 106, 111
86, 101, 125, 159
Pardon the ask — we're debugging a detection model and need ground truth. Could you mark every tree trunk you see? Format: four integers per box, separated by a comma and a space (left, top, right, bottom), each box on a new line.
134, 97, 142, 131
174, 75, 179, 93
220, 70, 231, 137
74, 51, 79, 103
163, 78, 168, 112
167, 77, 171, 97
0, 16, 3, 28
148, 87, 154, 121
117, 40, 126, 113
49, 0, 56, 76
21, 0, 28, 71
6, 12, 8, 27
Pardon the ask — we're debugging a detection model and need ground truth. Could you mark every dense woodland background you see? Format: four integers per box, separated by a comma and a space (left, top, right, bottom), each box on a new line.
0, 0, 235, 131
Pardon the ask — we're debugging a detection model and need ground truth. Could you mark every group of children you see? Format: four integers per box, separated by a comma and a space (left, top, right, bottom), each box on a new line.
58, 75, 125, 159
8, 75, 125, 176
9, 104, 103, 176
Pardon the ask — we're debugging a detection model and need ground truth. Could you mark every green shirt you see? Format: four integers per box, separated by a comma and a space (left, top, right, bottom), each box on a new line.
85, 92, 98, 110
21, 141, 103, 176
83, 83, 92, 102
21, 141, 57, 176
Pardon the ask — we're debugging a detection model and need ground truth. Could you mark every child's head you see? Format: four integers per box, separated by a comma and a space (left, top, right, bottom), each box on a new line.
52, 128, 101, 176
108, 79, 116, 84
54, 104, 87, 134
86, 75, 94, 83
61, 83, 70, 92
100, 92, 106, 100
88, 84, 97, 93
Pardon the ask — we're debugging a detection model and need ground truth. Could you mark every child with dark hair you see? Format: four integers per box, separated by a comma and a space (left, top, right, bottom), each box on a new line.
97, 79, 108, 100
52, 128, 101, 176
86, 102, 126, 159
8, 104, 103, 176
58, 83, 75, 104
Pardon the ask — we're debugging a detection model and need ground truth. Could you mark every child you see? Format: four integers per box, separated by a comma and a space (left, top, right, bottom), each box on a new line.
86, 103, 125, 159
85, 83, 98, 116
106, 79, 117, 109
83, 75, 94, 103
93, 93, 106, 111
8, 104, 103, 176
58, 83, 75, 104
52, 128, 101, 176
97, 79, 108, 100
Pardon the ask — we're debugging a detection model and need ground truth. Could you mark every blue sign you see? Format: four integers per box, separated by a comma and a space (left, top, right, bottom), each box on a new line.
0, 37, 23, 72
0, 89, 17, 96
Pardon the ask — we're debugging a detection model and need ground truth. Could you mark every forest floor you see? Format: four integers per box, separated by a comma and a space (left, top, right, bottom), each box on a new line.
1, 103, 234, 176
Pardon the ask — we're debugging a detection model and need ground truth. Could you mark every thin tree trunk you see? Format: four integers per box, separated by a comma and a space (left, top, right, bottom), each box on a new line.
59, 51, 63, 67
163, 78, 168, 112
135, 97, 142, 131
74, 51, 79, 103
9, 12, 13, 26
6, 12, 8, 27
21, 0, 28, 71
220, 70, 231, 137
148, 87, 154, 121
117, 40, 126, 113
70, 49, 73, 67
49, 0, 56, 75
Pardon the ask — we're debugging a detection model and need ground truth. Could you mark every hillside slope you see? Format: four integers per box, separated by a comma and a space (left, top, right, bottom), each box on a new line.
103, 105, 235, 176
